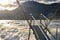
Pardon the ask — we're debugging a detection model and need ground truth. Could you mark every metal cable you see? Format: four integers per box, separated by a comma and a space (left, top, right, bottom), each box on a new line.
16, 0, 32, 40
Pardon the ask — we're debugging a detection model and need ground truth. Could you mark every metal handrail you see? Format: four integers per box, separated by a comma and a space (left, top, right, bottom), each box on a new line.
39, 13, 57, 40
30, 14, 50, 40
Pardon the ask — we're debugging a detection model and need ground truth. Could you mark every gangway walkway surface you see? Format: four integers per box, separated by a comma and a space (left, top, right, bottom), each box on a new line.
31, 25, 51, 40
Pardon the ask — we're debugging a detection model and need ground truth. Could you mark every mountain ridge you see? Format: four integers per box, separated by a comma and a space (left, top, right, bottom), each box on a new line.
0, 1, 60, 20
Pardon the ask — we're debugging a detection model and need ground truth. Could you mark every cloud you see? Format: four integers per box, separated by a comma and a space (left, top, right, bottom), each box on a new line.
0, 0, 18, 10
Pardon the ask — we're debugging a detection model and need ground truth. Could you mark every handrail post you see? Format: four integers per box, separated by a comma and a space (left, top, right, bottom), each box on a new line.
27, 14, 33, 40
56, 26, 58, 40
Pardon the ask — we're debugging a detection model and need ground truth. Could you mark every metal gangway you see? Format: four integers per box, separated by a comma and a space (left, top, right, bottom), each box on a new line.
0, 0, 59, 40
16, 0, 59, 40
16, 0, 51, 40
27, 13, 51, 40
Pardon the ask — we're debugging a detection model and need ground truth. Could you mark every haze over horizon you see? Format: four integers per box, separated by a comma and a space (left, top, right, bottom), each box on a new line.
0, 0, 60, 10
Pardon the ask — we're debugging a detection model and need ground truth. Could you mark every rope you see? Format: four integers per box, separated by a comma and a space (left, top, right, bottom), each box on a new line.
54, 6, 60, 19
16, 0, 32, 40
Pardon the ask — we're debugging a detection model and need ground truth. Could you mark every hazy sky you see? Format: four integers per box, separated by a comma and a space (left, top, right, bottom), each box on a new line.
0, 0, 17, 10
0, 0, 60, 10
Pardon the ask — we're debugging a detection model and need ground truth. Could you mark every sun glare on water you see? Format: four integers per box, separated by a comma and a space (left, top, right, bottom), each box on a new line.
0, 20, 14, 27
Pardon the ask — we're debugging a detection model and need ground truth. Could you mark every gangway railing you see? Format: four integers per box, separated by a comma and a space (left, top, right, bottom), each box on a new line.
28, 14, 51, 40
39, 13, 58, 40
16, 0, 58, 40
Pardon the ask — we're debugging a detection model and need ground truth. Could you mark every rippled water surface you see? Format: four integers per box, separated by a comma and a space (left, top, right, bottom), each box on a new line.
0, 20, 60, 40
